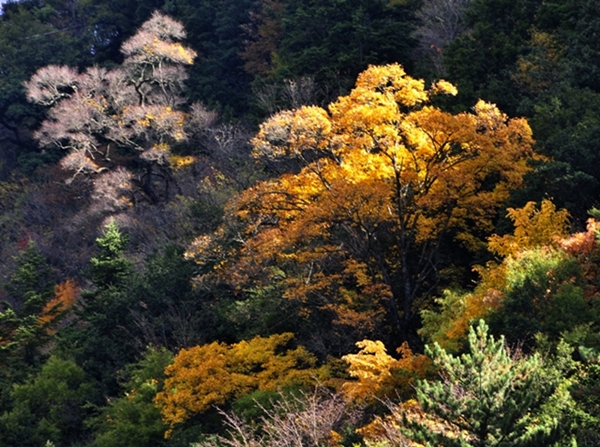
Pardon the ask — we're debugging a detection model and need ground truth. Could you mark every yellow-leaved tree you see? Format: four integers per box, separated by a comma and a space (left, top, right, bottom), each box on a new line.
342, 339, 429, 403
154, 333, 329, 436
186, 64, 537, 349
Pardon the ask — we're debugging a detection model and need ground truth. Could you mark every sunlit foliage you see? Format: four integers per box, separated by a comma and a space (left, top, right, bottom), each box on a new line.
25, 12, 196, 169
187, 63, 537, 347
342, 340, 429, 403
421, 199, 572, 350
488, 199, 570, 258
154, 333, 329, 435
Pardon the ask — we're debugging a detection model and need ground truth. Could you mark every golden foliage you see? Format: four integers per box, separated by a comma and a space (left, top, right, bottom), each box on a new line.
168, 154, 196, 169
342, 340, 397, 402
342, 340, 429, 403
488, 199, 570, 258
154, 333, 329, 435
186, 63, 537, 343
422, 199, 573, 349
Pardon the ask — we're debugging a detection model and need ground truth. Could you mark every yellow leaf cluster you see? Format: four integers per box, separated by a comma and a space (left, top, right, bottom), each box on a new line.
168, 154, 196, 169
154, 333, 329, 435
136, 106, 187, 140
342, 340, 429, 403
140, 36, 197, 65
488, 199, 570, 258
342, 340, 396, 401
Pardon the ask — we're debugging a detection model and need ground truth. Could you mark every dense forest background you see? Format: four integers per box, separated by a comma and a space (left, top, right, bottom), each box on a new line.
1, 0, 600, 446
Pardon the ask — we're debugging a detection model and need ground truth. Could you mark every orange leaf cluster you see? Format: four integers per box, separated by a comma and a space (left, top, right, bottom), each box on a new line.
38, 279, 79, 331
559, 218, 600, 257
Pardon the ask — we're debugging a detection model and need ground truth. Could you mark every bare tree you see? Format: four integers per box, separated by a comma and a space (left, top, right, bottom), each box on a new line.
282, 77, 319, 110
25, 11, 214, 203
254, 76, 319, 115
412, 0, 473, 75
198, 389, 356, 447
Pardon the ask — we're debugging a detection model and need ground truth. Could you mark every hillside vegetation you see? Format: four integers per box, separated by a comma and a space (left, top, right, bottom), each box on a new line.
0, 1, 600, 446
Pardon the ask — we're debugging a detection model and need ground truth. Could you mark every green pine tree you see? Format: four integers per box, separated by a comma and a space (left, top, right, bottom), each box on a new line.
88, 219, 133, 289
56, 219, 137, 400
0, 239, 54, 368
90, 347, 173, 447
403, 320, 575, 447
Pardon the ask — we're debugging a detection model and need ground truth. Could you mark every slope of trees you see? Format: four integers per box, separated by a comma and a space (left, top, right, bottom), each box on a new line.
0, 3, 599, 447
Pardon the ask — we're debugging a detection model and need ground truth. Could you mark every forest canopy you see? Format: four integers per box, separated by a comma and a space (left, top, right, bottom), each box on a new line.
0, 2, 599, 446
